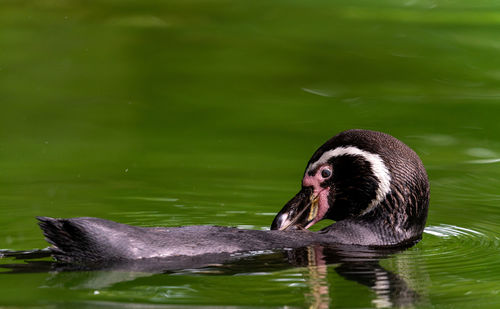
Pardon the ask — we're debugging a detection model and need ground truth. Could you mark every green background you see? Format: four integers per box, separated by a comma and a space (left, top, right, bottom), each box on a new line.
1, 0, 500, 307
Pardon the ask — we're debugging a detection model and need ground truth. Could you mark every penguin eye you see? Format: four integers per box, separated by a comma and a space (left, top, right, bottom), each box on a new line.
321, 168, 332, 179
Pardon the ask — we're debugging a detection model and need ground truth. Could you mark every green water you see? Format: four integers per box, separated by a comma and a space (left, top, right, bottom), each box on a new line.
2, 0, 500, 307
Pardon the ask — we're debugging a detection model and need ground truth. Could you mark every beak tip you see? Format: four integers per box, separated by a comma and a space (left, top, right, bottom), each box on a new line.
271, 187, 319, 231
270, 213, 287, 230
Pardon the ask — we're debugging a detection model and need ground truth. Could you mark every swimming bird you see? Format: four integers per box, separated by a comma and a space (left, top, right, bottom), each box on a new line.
37, 129, 429, 263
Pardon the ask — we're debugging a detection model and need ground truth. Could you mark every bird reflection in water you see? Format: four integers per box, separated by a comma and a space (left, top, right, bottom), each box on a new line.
1, 244, 425, 308
303, 246, 330, 309
282, 245, 423, 308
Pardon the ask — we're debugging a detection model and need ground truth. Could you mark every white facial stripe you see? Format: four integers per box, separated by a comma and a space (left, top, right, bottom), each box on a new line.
306, 146, 391, 215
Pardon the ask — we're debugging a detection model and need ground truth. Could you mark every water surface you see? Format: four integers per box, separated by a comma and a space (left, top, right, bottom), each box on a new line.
1, 0, 500, 307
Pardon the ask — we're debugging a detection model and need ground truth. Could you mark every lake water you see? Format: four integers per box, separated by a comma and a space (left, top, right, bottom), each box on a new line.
1, 0, 500, 307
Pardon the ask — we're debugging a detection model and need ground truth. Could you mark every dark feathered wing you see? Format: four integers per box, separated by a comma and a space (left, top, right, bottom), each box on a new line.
36, 216, 147, 263
37, 216, 97, 263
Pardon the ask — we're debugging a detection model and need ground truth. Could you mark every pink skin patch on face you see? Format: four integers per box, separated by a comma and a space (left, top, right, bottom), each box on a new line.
302, 165, 331, 228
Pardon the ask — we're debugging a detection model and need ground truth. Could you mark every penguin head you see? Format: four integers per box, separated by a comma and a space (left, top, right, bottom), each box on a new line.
271, 129, 429, 236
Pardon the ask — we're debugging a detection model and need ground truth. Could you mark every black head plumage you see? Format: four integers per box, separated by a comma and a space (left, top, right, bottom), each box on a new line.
272, 129, 430, 245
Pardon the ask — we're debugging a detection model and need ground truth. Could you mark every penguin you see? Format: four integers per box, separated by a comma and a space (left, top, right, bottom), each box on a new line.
36, 129, 429, 263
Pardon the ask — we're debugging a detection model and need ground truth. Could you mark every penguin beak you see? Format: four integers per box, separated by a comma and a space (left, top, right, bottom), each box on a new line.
271, 187, 319, 230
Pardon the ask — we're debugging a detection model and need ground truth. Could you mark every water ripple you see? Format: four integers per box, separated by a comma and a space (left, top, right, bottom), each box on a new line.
424, 224, 485, 238
374, 223, 500, 306
420, 224, 500, 281
466, 158, 500, 164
